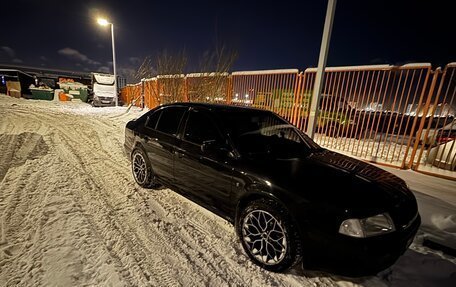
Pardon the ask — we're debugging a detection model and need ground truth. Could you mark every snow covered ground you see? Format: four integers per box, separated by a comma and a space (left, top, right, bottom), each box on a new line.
0, 94, 455, 287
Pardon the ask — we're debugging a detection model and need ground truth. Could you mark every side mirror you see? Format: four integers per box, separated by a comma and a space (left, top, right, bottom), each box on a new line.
201, 140, 235, 159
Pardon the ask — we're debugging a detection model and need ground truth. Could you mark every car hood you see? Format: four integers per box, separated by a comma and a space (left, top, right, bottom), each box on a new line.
240, 149, 417, 220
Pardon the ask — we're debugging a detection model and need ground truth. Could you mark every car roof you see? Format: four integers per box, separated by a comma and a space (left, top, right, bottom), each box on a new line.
159, 102, 273, 114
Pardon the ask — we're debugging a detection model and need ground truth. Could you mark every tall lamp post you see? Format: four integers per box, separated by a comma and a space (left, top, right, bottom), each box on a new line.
97, 18, 118, 106
306, 0, 336, 138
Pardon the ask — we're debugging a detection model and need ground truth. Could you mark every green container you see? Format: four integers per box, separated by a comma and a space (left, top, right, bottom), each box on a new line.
59, 83, 89, 102
64, 88, 89, 102
30, 88, 54, 101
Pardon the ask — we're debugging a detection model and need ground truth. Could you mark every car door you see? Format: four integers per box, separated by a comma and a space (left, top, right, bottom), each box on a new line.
142, 106, 187, 186
174, 108, 233, 216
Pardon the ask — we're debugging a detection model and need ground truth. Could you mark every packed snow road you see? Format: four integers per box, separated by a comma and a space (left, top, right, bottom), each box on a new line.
0, 95, 454, 287
0, 96, 336, 286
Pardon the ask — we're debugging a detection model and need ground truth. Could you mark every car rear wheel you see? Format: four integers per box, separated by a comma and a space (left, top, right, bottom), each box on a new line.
237, 199, 302, 272
131, 148, 160, 189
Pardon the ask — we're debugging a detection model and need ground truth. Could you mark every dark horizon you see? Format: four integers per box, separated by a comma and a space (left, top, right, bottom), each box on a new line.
1, 0, 454, 82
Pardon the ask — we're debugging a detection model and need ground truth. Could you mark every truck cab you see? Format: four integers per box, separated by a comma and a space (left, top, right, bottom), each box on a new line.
91, 73, 117, 107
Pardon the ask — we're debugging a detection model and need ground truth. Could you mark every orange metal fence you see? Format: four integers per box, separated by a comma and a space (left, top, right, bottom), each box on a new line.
143, 79, 158, 108
186, 73, 231, 103
120, 63, 456, 180
412, 63, 456, 179
123, 73, 232, 108
120, 83, 142, 107
230, 70, 299, 121
155, 75, 186, 104
295, 64, 434, 170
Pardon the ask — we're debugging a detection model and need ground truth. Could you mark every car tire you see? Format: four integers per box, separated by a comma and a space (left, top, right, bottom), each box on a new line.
131, 148, 160, 189
237, 199, 302, 272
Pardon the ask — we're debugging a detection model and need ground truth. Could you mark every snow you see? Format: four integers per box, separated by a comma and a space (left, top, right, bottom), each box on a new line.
305, 65, 393, 73
187, 72, 230, 77
313, 134, 456, 181
304, 63, 431, 73
232, 69, 299, 75
399, 63, 432, 68
1, 94, 455, 286
144, 77, 157, 82
156, 74, 185, 79
305, 65, 393, 72
374, 166, 456, 255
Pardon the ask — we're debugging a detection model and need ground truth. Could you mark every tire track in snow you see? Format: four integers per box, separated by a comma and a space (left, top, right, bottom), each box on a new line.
17, 109, 207, 285
146, 190, 286, 286
34, 113, 183, 286
31, 107, 334, 286
0, 132, 49, 183
0, 132, 121, 285
27, 109, 287, 286
2, 109, 130, 286
1, 99, 339, 287
0, 155, 71, 286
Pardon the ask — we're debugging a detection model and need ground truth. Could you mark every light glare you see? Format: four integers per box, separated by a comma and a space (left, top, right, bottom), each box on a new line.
97, 18, 109, 26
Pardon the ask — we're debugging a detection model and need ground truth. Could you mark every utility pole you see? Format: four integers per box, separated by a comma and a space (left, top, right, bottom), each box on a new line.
306, 0, 337, 138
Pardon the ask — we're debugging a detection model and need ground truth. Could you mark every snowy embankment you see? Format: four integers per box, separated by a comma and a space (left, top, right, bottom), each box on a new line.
0, 94, 455, 287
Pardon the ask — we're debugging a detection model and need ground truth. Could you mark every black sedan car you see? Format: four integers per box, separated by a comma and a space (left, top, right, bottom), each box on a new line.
124, 103, 420, 276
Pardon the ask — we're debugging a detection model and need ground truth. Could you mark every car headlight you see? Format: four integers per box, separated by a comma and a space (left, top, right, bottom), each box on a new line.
339, 213, 395, 238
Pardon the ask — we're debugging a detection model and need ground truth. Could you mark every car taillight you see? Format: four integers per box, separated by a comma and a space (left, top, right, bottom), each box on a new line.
437, 136, 455, 144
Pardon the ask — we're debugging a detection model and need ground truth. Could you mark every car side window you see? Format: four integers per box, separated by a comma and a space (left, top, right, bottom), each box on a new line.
156, 107, 186, 135
184, 110, 222, 145
145, 110, 161, 129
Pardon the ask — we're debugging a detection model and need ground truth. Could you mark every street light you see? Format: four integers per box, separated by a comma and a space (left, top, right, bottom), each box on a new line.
97, 17, 118, 106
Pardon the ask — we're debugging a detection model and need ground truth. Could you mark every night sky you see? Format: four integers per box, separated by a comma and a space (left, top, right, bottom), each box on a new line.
0, 0, 453, 82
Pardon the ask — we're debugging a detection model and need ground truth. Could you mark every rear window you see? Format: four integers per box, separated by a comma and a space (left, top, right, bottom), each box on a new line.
156, 107, 186, 135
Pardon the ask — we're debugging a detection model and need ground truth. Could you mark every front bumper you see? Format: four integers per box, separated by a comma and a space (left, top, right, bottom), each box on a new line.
303, 213, 421, 277
93, 97, 115, 107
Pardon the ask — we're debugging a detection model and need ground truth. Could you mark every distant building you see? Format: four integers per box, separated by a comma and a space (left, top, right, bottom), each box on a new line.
0, 69, 35, 97
0, 64, 126, 93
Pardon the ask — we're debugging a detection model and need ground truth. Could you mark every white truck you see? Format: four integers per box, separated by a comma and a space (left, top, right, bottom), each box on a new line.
91, 73, 117, 107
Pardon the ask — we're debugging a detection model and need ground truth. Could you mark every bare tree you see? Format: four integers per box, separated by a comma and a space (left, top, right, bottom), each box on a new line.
188, 45, 237, 102
132, 46, 235, 106
133, 50, 187, 106
154, 50, 187, 104
135, 56, 156, 80
200, 44, 237, 75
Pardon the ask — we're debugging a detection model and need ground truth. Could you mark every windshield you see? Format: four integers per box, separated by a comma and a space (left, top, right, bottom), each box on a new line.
93, 74, 115, 85
218, 109, 321, 158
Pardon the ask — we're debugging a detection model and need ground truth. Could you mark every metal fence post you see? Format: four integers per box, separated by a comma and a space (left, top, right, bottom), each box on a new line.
140, 79, 145, 108
226, 75, 233, 104
306, 0, 337, 139
184, 77, 189, 102
291, 72, 303, 126
408, 68, 442, 169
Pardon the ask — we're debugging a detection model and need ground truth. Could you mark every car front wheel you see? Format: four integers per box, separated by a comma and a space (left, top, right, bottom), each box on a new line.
237, 199, 302, 272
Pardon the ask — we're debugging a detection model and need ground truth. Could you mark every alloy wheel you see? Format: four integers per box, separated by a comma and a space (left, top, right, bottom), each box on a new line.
242, 210, 287, 265
133, 152, 147, 184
